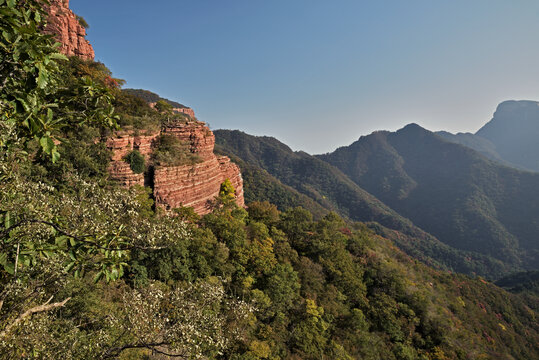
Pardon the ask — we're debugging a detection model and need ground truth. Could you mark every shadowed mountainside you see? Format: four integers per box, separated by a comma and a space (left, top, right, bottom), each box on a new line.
435, 131, 515, 168
215, 130, 513, 279
320, 123, 539, 272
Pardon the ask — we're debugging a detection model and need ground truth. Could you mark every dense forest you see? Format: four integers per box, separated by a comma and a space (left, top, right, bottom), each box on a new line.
214, 130, 513, 280
1, 1, 538, 359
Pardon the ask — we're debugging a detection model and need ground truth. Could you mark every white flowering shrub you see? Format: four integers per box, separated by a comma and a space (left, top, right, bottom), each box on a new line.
0, 170, 254, 358
103, 280, 254, 359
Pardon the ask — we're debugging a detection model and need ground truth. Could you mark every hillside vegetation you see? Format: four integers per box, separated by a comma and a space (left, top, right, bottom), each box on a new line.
123, 88, 188, 109
1, 1, 538, 359
215, 130, 513, 279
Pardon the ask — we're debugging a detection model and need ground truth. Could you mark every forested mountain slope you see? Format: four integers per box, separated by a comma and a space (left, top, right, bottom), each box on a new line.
320, 123, 539, 272
435, 131, 515, 168
215, 130, 512, 279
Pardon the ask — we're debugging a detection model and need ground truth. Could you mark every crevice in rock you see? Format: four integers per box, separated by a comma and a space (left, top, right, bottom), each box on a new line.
144, 165, 156, 210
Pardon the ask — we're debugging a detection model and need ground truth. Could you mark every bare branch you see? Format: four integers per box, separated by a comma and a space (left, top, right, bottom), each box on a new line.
101, 342, 188, 359
14, 242, 20, 277
0, 297, 71, 338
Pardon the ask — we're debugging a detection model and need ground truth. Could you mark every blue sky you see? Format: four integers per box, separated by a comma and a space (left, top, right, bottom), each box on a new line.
71, 0, 539, 154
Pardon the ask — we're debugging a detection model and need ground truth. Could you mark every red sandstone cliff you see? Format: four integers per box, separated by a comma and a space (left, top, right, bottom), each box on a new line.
44, 0, 95, 60
107, 120, 244, 215
43, 1, 242, 214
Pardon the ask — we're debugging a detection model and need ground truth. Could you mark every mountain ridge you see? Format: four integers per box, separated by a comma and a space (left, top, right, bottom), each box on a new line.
320, 122, 539, 272
215, 129, 514, 279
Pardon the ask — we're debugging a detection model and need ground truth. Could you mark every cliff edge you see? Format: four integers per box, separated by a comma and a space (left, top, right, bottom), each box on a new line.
44, 0, 95, 60
44, 1, 243, 213
107, 118, 244, 214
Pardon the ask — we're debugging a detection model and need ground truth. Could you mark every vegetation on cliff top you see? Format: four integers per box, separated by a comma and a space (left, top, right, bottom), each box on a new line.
123, 88, 188, 110
151, 134, 202, 167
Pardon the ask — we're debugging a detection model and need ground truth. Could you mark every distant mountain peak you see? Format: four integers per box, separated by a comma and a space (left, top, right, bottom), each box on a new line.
495, 99, 539, 112
492, 100, 539, 122
396, 123, 431, 137
475, 99, 539, 171
400, 123, 427, 131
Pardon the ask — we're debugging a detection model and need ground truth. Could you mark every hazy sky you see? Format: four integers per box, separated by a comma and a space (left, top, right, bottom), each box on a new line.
71, 0, 539, 154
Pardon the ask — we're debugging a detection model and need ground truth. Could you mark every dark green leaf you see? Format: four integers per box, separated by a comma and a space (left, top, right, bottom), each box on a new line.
4, 211, 13, 229
39, 136, 55, 154
93, 271, 103, 283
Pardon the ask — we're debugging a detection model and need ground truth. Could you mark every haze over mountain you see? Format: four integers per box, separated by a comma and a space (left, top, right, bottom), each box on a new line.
477, 100, 539, 171
437, 100, 539, 172
319, 123, 539, 271
216, 100, 539, 280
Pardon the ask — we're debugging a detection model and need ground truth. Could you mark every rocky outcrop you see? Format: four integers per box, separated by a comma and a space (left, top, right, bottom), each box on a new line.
44, 0, 95, 60
153, 155, 244, 214
162, 121, 214, 161
43, 2, 242, 213
106, 131, 159, 187
175, 108, 196, 118
107, 121, 244, 215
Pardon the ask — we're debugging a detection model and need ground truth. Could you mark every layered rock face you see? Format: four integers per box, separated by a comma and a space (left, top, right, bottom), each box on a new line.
107, 132, 159, 187
44, 0, 95, 60
44, 1, 243, 213
107, 120, 244, 215
153, 155, 244, 214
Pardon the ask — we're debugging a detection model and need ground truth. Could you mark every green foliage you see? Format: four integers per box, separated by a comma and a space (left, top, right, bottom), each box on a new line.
124, 150, 145, 174
214, 130, 510, 279
0, 3, 118, 163
3, 152, 539, 359
495, 270, 539, 295
1, 0, 64, 162
151, 134, 201, 166
219, 178, 236, 204
173, 205, 201, 223
247, 201, 280, 225
76, 15, 89, 29
154, 99, 173, 113
123, 88, 188, 109
113, 90, 193, 131
1, 2, 538, 359
20, 123, 112, 186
